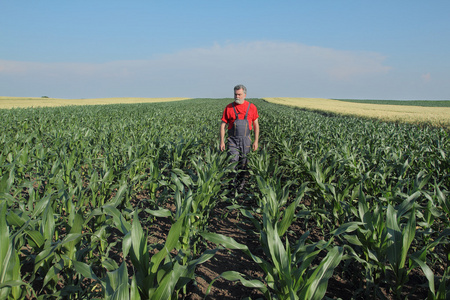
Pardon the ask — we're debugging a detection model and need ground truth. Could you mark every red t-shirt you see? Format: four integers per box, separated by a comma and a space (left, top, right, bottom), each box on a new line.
221, 101, 259, 130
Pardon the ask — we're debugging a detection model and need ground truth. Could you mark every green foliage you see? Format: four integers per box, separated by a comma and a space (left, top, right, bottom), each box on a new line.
0, 98, 448, 299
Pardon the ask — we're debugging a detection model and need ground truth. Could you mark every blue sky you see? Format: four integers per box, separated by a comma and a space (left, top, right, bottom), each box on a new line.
1, 1, 449, 99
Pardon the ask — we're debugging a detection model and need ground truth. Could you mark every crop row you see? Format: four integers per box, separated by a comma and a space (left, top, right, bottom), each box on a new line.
0, 99, 449, 299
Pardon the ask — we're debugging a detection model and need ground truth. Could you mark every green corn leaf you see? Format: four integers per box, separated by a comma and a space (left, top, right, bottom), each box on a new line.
102, 205, 131, 235
357, 186, 369, 218
34, 244, 58, 271
122, 231, 132, 262
0, 193, 15, 205
30, 193, 51, 219
0, 203, 21, 296
386, 204, 402, 267
102, 258, 120, 272
5, 210, 26, 228
0, 280, 30, 300
368, 249, 381, 263
43, 259, 64, 288
296, 248, 323, 280
60, 232, 84, 248
342, 235, 363, 246
266, 222, 290, 280
130, 210, 149, 278
176, 249, 218, 289
111, 280, 129, 300
145, 208, 172, 218
0, 234, 22, 299
104, 262, 129, 300
109, 183, 128, 207
397, 191, 420, 218
277, 183, 308, 237
26, 230, 45, 249
0, 168, 14, 193
400, 208, 416, 269
42, 204, 55, 241
278, 198, 299, 237
201, 232, 264, 266
0, 280, 28, 290
149, 215, 184, 279
298, 246, 343, 300
331, 221, 364, 236
130, 276, 141, 300
0, 203, 11, 265
239, 208, 255, 219
219, 271, 267, 289
433, 185, 449, 215
64, 211, 84, 264
409, 254, 435, 296
201, 232, 248, 251
73, 261, 100, 281
152, 262, 186, 300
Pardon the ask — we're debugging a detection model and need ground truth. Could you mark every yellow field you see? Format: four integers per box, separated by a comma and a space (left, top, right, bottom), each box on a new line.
264, 97, 450, 128
2, 96, 449, 128
0, 97, 191, 109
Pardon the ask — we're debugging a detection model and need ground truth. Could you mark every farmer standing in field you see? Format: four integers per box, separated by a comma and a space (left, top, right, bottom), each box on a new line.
219, 84, 259, 190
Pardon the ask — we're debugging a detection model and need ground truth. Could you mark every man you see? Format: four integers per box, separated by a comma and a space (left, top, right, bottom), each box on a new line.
219, 84, 259, 189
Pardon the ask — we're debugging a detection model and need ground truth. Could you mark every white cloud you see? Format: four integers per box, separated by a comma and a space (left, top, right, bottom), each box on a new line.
0, 41, 398, 98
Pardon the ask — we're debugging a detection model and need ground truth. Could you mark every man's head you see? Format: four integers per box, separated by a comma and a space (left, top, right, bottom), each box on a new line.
234, 84, 247, 105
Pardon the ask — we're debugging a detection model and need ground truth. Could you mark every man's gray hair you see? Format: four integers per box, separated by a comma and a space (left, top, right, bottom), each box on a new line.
234, 84, 247, 94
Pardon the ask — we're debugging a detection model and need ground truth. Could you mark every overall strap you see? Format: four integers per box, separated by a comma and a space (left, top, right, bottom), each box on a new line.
232, 103, 239, 118
232, 102, 251, 119
244, 103, 251, 120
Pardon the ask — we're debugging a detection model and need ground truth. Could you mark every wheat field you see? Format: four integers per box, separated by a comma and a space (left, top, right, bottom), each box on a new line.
0, 97, 191, 109
2, 96, 449, 128
263, 97, 450, 127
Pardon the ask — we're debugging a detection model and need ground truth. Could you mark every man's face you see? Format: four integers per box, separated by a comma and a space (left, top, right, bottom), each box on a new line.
234, 89, 246, 104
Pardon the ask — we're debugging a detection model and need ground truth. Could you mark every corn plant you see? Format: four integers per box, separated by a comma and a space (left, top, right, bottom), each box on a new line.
243, 175, 308, 237
0, 203, 32, 300
1, 98, 449, 299
247, 147, 285, 182
148, 151, 228, 261
202, 222, 343, 300
333, 188, 426, 298
126, 210, 217, 299
385, 200, 417, 298
142, 159, 166, 202
407, 229, 450, 300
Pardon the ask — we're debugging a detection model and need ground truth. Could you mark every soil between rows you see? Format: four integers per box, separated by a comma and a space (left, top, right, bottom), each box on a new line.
142, 191, 430, 300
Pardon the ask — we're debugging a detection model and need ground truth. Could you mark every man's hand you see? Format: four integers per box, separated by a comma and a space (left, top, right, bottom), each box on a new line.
219, 121, 227, 151
252, 141, 259, 151
252, 118, 259, 151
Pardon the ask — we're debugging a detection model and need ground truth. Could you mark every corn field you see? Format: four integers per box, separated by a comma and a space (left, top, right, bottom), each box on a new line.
0, 98, 449, 299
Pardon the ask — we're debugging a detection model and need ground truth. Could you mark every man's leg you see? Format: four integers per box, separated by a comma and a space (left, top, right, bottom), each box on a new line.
227, 136, 240, 189
239, 136, 252, 167
236, 136, 252, 191
227, 136, 240, 166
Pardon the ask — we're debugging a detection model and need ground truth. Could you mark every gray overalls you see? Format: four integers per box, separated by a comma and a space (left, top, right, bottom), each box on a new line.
227, 102, 252, 169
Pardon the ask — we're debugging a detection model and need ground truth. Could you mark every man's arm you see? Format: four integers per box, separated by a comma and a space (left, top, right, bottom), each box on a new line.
219, 121, 227, 151
253, 118, 259, 151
